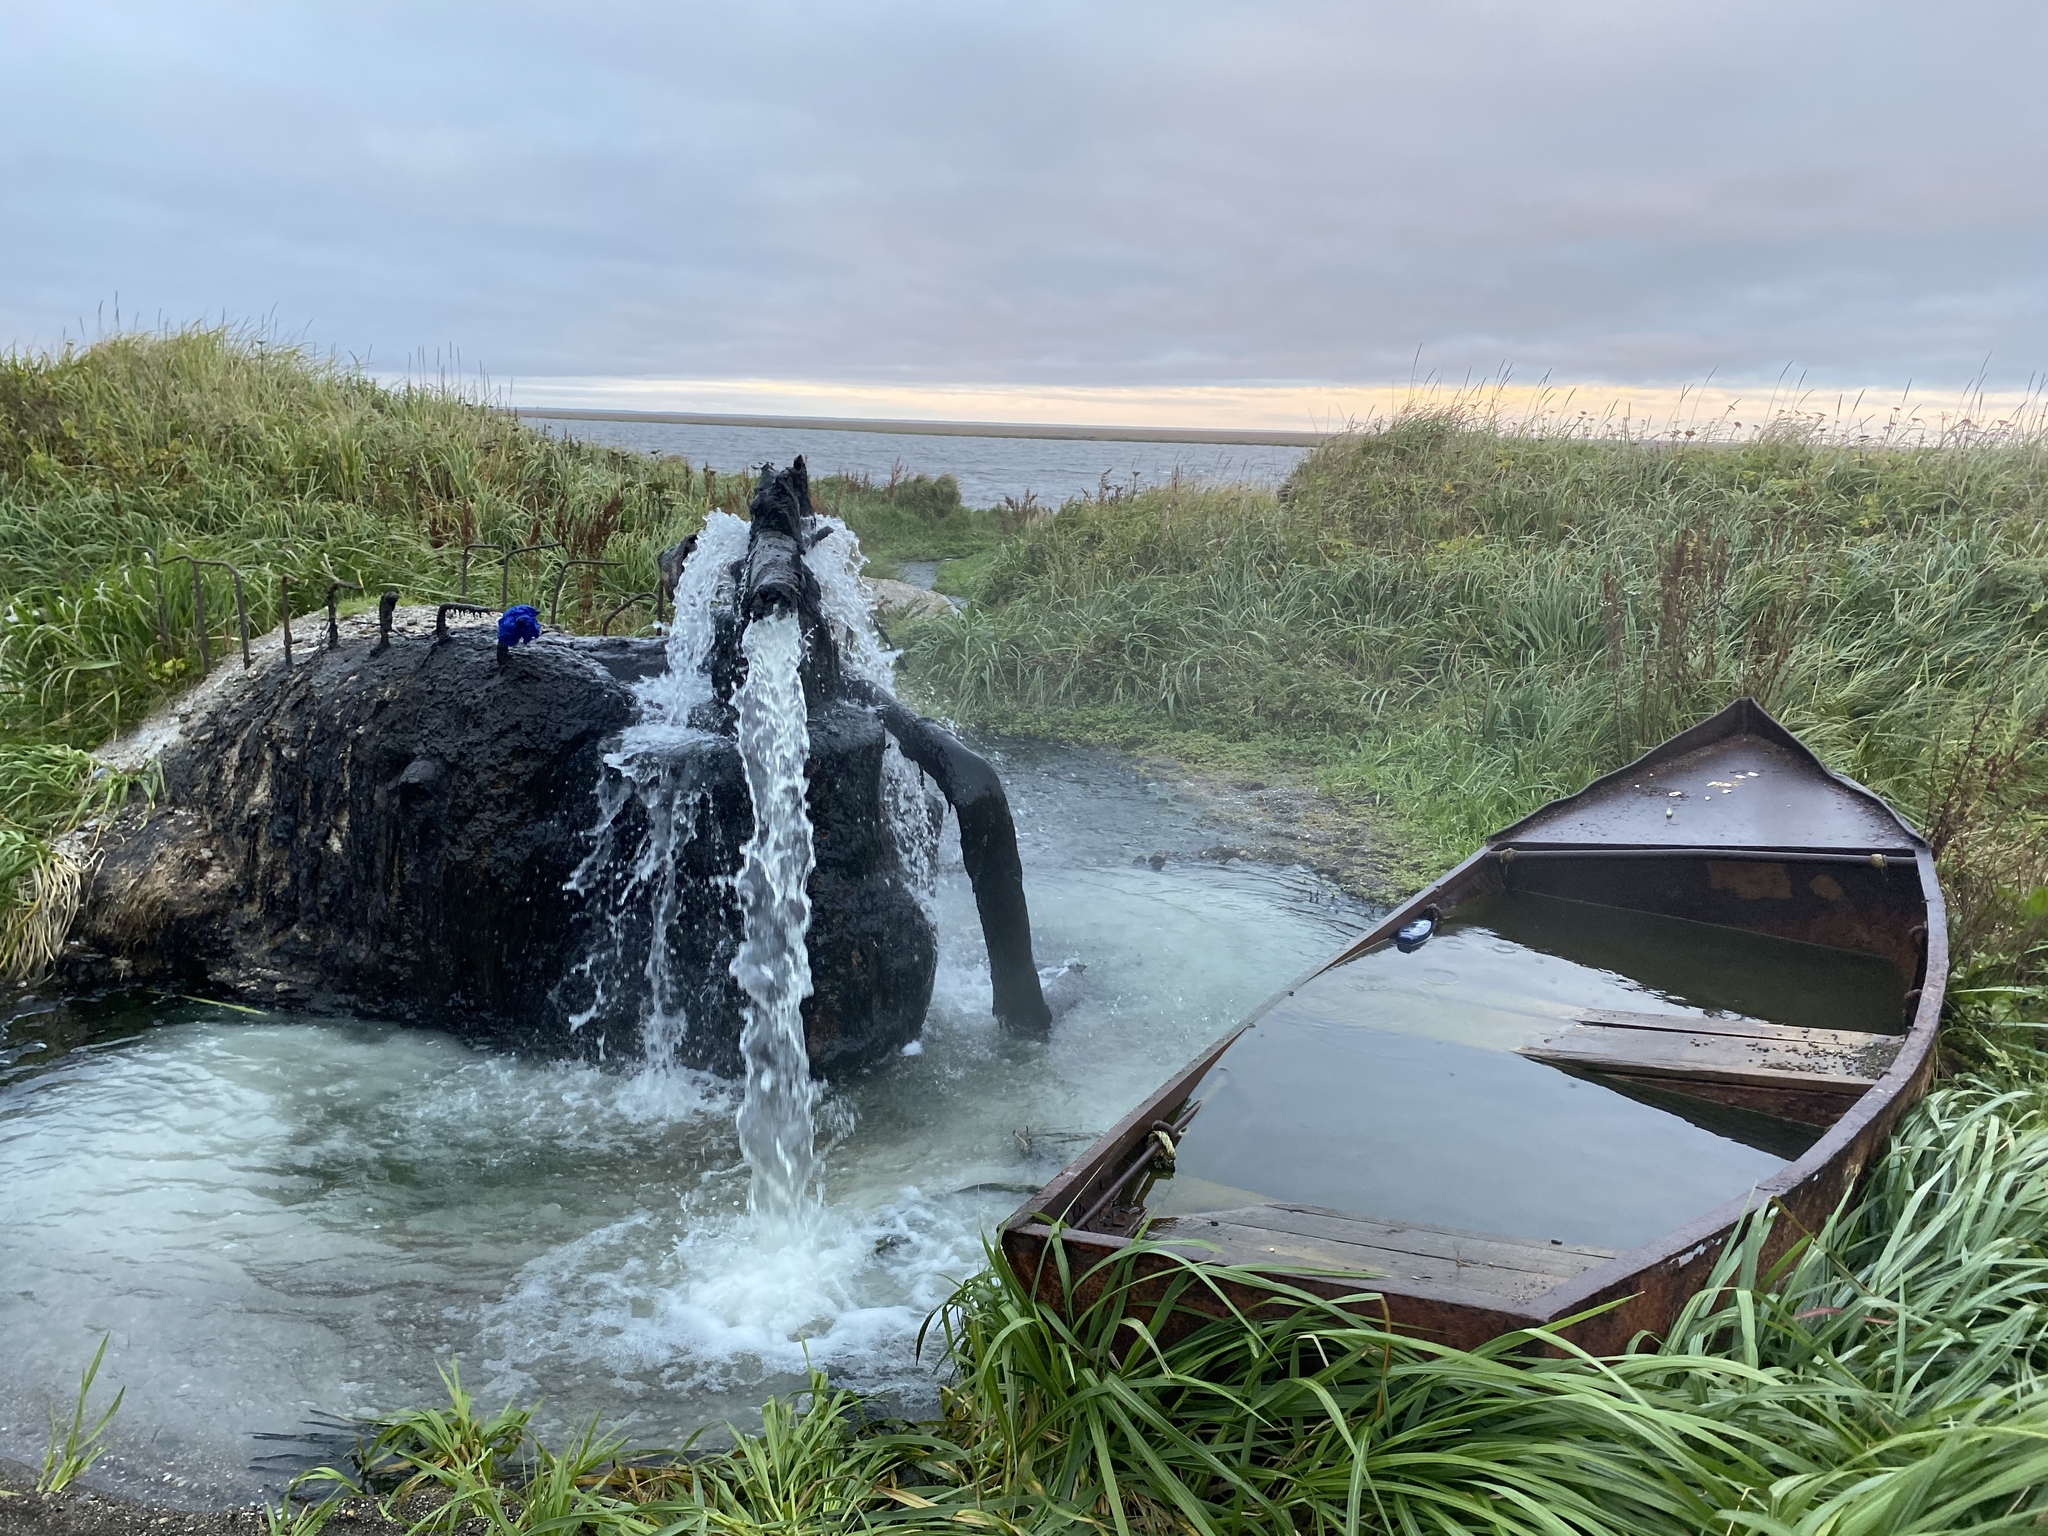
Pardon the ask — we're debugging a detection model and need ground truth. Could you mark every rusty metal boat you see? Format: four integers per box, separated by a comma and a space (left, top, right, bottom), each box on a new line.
1000, 699, 1945, 1350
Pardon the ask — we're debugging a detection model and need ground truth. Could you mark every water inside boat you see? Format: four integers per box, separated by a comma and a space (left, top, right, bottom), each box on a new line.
1144, 888, 1908, 1253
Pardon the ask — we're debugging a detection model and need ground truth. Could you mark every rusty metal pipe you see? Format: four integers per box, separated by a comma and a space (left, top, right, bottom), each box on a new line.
600, 593, 656, 636
549, 559, 623, 625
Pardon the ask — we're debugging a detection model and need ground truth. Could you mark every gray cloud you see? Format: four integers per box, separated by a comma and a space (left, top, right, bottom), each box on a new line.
4, 0, 2042, 391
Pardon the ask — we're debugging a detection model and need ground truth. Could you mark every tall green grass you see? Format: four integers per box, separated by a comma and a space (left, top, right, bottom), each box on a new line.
0, 326, 717, 749
906, 412, 2048, 996
0, 328, 998, 966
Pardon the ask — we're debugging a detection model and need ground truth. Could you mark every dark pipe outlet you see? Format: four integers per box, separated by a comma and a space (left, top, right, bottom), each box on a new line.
741, 458, 840, 706
841, 677, 1052, 1033
742, 529, 811, 620
749, 453, 813, 541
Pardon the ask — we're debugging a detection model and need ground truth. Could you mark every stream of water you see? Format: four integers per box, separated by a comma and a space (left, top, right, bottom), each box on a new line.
728, 610, 820, 1218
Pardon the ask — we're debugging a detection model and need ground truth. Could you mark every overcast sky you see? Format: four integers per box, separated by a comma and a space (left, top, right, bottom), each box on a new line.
5, 1, 2044, 423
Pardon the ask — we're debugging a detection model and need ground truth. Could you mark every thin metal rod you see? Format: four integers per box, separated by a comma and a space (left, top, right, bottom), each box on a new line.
600, 592, 656, 636
548, 559, 623, 625
459, 543, 499, 599
326, 582, 362, 648
500, 541, 562, 606
435, 602, 493, 642
190, 562, 210, 675
281, 575, 293, 665
188, 559, 250, 668
375, 590, 399, 652
231, 568, 249, 666
1072, 1101, 1206, 1233
143, 548, 171, 653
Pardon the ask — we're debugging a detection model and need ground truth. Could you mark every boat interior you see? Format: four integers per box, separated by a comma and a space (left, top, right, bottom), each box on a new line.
1024, 713, 1938, 1311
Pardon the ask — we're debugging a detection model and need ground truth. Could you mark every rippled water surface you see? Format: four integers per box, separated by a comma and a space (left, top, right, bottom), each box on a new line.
0, 744, 1369, 1505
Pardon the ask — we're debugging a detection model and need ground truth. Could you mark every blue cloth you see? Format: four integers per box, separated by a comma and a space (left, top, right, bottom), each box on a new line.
498, 605, 541, 647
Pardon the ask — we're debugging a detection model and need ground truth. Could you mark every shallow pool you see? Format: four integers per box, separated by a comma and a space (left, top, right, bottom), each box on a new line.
0, 744, 1369, 1505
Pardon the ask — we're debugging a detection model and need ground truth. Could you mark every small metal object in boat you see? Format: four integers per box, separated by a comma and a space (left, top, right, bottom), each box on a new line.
1395, 913, 1436, 953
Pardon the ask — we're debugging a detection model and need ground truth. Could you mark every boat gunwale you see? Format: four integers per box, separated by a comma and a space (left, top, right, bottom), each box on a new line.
999, 701, 1947, 1349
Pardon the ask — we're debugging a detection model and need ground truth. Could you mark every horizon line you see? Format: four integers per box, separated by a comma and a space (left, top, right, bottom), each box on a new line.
510, 406, 1332, 448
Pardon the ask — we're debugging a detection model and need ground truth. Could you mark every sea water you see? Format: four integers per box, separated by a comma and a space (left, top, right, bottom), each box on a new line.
522, 418, 1312, 510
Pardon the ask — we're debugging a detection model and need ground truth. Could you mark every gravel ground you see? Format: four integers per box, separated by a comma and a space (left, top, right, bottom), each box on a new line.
0, 1462, 399, 1536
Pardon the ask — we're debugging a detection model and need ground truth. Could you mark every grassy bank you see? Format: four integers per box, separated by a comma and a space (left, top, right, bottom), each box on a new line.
906, 416, 2048, 1008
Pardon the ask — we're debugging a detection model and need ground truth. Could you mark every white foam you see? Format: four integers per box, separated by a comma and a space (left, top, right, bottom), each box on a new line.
476, 1191, 985, 1409
807, 516, 940, 911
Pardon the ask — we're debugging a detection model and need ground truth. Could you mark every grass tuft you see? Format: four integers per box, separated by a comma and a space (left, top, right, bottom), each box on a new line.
38, 1333, 123, 1494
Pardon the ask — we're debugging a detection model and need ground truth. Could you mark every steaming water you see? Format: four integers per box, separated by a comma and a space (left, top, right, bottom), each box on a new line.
728, 611, 820, 1216
0, 745, 1368, 1506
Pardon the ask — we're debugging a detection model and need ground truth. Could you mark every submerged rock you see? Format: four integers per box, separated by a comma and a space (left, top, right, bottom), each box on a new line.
66, 609, 936, 1076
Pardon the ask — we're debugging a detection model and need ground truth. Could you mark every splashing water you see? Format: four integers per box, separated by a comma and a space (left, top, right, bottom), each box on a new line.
728, 610, 819, 1216
565, 512, 752, 1066
806, 522, 940, 905
566, 508, 935, 1070
0, 746, 1379, 1505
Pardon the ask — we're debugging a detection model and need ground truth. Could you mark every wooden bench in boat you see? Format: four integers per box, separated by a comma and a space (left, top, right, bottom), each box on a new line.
1520, 1009, 1902, 1128
1147, 1201, 1617, 1306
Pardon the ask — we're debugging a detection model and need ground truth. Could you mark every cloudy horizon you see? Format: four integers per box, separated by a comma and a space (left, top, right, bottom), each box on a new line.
7, 0, 2044, 428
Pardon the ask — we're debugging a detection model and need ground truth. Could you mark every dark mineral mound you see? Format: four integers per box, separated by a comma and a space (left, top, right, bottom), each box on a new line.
66, 614, 937, 1077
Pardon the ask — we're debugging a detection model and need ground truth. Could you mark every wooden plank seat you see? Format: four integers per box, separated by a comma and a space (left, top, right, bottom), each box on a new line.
1147, 1201, 1617, 1306
1519, 1009, 1902, 1128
